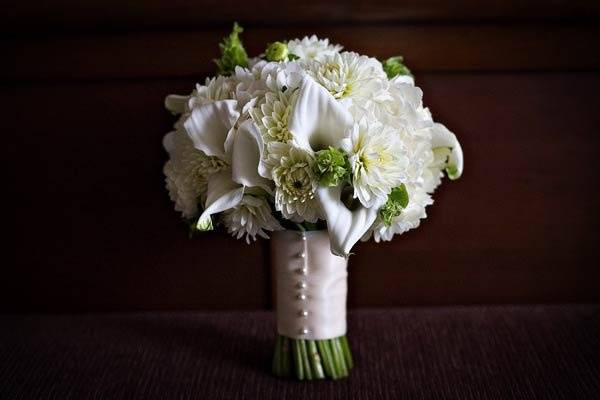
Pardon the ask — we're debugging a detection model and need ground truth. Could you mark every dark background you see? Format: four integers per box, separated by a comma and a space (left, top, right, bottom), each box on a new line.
3, 0, 600, 312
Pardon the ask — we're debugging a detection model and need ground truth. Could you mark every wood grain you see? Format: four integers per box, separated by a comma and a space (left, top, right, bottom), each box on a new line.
4, 24, 600, 83
4, 1, 599, 310
2, 0, 600, 34
3, 73, 599, 311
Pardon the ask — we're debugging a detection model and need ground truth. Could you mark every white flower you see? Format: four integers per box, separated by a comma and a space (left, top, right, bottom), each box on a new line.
250, 88, 299, 144
342, 120, 408, 208
306, 52, 386, 104
430, 123, 463, 180
222, 195, 282, 243
231, 62, 269, 111
363, 186, 433, 242
364, 76, 431, 131
287, 76, 379, 256
287, 35, 342, 60
260, 61, 304, 93
266, 142, 320, 223
163, 129, 227, 218
164, 76, 235, 117
191, 76, 235, 107
184, 98, 272, 229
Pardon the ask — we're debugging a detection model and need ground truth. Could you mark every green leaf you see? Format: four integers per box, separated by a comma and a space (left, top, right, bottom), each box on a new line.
214, 22, 249, 75
382, 56, 412, 79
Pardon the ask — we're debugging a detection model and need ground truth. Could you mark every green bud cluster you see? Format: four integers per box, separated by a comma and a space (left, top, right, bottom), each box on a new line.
265, 41, 289, 62
314, 147, 350, 187
382, 56, 412, 79
215, 22, 249, 75
446, 165, 459, 180
379, 184, 409, 226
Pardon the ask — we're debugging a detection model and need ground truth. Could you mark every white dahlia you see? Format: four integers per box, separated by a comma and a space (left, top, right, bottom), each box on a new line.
266, 142, 320, 222
190, 76, 235, 108
342, 120, 409, 208
367, 77, 432, 131
260, 61, 304, 93
250, 88, 299, 144
163, 129, 228, 218
221, 195, 282, 243
164, 75, 235, 118
287, 35, 343, 60
306, 52, 387, 103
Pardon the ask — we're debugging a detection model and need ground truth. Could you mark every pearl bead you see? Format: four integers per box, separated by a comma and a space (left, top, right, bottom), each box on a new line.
297, 293, 307, 301
297, 267, 308, 275
299, 310, 309, 317
298, 252, 306, 258
300, 328, 309, 335
297, 282, 307, 289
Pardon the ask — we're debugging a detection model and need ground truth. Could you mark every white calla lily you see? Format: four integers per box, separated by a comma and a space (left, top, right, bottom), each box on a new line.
182, 94, 273, 229
197, 170, 245, 230
184, 99, 240, 161
164, 94, 189, 115
288, 76, 354, 152
431, 123, 463, 180
230, 120, 272, 193
189, 116, 272, 231
287, 76, 376, 256
317, 185, 378, 257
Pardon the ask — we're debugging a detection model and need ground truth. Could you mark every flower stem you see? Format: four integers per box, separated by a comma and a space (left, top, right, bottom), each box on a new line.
331, 338, 348, 376
307, 340, 325, 379
273, 334, 353, 380
291, 339, 304, 380
340, 335, 354, 369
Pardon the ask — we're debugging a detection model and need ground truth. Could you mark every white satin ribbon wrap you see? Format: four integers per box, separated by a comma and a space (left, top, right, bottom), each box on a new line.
271, 230, 348, 340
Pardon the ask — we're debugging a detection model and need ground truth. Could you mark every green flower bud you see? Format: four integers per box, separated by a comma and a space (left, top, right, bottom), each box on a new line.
446, 165, 459, 180
214, 22, 249, 75
379, 184, 409, 226
265, 41, 289, 62
197, 216, 214, 232
432, 147, 460, 180
382, 56, 412, 79
314, 147, 350, 187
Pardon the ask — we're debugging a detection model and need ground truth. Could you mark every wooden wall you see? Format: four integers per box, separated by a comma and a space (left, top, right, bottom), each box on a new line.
3, 1, 600, 311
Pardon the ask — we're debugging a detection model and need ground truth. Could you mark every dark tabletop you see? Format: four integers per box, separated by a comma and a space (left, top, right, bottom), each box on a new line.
1, 305, 599, 399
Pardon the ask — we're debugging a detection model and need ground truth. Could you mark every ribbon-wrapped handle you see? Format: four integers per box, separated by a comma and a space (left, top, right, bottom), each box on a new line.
271, 230, 348, 340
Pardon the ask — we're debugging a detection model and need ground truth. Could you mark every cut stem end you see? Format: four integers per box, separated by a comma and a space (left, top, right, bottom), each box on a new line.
272, 334, 353, 380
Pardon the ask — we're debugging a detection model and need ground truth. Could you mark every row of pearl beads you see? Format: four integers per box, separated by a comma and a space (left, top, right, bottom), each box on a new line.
297, 233, 309, 336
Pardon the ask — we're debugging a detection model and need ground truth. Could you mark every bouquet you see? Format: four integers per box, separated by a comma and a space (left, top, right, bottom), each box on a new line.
163, 23, 463, 380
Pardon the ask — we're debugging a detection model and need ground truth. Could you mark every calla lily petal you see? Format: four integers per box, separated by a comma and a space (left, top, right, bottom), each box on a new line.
431, 123, 463, 180
165, 94, 189, 114
231, 120, 272, 193
197, 169, 244, 230
288, 76, 354, 152
316, 185, 378, 257
184, 100, 240, 160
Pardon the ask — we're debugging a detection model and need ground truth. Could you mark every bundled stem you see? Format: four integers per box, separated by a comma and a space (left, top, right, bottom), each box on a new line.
272, 334, 353, 380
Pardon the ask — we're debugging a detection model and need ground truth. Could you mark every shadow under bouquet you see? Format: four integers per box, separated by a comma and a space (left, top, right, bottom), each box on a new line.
163, 23, 463, 380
